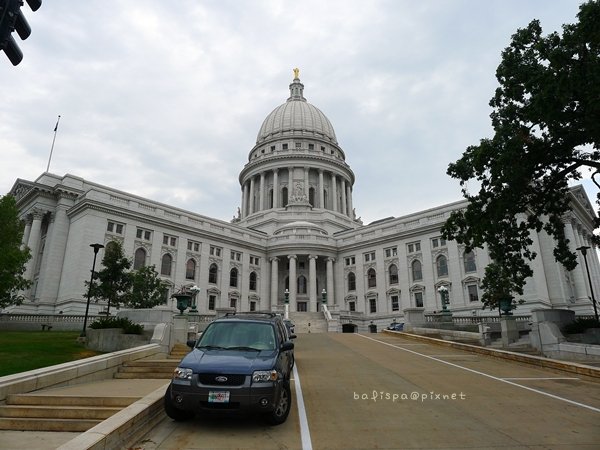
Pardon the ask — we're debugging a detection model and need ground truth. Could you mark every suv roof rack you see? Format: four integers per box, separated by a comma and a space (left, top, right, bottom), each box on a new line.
224, 312, 277, 318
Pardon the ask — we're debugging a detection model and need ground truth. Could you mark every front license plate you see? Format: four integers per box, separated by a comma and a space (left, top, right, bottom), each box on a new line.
208, 391, 230, 403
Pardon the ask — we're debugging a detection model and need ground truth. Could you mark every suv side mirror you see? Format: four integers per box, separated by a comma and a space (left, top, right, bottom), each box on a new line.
280, 341, 294, 351
186, 339, 197, 349
289, 334, 297, 340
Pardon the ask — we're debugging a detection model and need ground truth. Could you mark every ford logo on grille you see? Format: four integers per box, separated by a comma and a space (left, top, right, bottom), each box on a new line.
215, 376, 228, 383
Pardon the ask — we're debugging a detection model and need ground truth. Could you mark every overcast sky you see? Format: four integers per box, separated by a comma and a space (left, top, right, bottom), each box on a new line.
1, 0, 596, 226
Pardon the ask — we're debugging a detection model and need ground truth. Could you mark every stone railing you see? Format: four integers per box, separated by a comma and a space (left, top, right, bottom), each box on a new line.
425, 314, 532, 325
0, 313, 104, 331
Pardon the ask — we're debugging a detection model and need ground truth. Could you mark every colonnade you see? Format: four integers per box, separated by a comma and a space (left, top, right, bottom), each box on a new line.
269, 254, 335, 312
564, 218, 600, 304
240, 167, 353, 219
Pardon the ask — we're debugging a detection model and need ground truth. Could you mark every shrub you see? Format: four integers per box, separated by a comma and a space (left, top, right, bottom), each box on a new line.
562, 318, 600, 334
89, 317, 144, 334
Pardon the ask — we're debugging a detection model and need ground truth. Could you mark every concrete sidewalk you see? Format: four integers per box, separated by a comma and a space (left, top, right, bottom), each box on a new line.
0, 375, 169, 449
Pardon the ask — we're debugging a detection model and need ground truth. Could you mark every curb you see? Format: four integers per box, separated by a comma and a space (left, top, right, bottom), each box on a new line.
384, 330, 600, 379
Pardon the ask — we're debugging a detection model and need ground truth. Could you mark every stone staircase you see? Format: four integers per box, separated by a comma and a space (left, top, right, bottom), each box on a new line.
0, 344, 188, 432
289, 312, 329, 333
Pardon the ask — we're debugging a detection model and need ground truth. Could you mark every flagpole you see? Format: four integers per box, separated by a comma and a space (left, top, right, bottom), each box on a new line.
46, 115, 61, 173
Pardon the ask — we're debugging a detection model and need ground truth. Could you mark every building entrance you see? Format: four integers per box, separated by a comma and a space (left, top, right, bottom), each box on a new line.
297, 302, 307, 312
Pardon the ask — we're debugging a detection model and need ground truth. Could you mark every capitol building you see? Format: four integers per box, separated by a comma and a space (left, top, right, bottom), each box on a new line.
7, 73, 600, 327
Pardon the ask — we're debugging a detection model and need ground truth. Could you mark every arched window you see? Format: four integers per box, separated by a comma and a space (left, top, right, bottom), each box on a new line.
464, 251, 477, 273
249, 271, 257, 291
134, 247, 146, 270
298, 275, 307, 294
411, 260, 422, 281
208, 263, 218, 284
185, 259, 196, 280
367, 268, 377, 288
348, 272, 356, 291
309, 187, 315, 207
436, 255, 448, 277
389, 264, 399, 284
161, 253, 172, 276
282, 187, 288, 207
230, 267, 238, 287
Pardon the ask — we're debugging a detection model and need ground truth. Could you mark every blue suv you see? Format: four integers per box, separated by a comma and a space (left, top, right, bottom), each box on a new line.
164, 313, 295, 425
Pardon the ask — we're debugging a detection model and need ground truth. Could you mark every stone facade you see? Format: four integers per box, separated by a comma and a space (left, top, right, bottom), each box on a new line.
6, 74, 600, 320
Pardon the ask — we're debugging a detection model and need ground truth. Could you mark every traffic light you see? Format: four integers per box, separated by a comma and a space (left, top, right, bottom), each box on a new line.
0, 0, 41, 66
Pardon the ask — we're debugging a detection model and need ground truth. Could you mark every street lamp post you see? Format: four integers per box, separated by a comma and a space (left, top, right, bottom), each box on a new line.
189, 285, 200, 313
81, 243, 104, 338
437, 285, 450, 314
576, 246, 599, 322
284, 288, 290, 320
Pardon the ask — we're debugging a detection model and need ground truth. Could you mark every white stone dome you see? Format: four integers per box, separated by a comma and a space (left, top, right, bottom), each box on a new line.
256, 75, 338, 145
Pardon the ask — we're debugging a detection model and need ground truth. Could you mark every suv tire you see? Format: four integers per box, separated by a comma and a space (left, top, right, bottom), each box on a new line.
265, 380, 291, 425
164, 385, 193, 422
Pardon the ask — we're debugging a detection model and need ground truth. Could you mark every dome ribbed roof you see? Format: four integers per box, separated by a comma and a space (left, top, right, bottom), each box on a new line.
256, 74, 337, 145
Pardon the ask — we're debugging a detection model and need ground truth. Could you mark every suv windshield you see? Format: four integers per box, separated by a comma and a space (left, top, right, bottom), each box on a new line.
198, 321, 276, 351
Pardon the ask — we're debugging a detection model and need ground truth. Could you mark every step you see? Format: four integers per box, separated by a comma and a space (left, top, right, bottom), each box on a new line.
0, 417, 101, 432
6, 394, 136, 407
0, 405, 120, 420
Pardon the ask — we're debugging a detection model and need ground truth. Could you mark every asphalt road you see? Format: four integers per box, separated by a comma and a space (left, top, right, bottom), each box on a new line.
134, 332, 600, 450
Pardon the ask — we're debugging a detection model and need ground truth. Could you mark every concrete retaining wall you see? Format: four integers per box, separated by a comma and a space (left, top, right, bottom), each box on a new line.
0, 344, 165, 402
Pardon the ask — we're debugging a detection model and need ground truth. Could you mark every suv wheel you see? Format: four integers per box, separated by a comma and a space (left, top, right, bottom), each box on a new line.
266, 381, 291, 425
164, 385, 193, 421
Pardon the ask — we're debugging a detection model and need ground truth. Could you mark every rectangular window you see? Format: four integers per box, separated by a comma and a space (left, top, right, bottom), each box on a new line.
407, 242, 421, 253
230, 298, 237, 309
432, 237, 446, 248
384, 247, 397, 258
107, 221, 124, 235
308, 144, 314, 150
210, 246, 222, 257
163, 234, 177, 247
414, 292, 424, 308
250, 256, 260, 265
282, 143, 288, 150
364, 251, 375, 262
295, 142, 302, 148
345, 256, 355, 266
468, 285, 479, 302
250, 301, 256, 312
369, 298, 377, 313
230, 251, 242, 261
136, 228, 152, 241
208, 295, 216, 310
349, 301, 356, 312
391, 295, 399, 311
187, 240, 200, 252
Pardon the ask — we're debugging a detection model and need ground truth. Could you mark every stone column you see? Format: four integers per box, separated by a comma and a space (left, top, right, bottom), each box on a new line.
331, 174, 338, 212
270, 257, 279, 309
341, 178, 347, 216
318, 170, 324, 209
21, 216, 32, 249
288, 255, 297, 311
326, 257, 335, 305
346, 184, 353, 218
259, 172, 265, 211
564, 219, 587, 301
23, 209, 45, 285
273, 169, 279, 208
309, 255, 317, 312
304, 167, 309, 199
242, 182, 248, 218
249, 176, 255, 215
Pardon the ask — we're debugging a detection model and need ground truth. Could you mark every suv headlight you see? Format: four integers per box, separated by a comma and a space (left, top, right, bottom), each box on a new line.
252, 370, 278, 382
173, 367, 193, 380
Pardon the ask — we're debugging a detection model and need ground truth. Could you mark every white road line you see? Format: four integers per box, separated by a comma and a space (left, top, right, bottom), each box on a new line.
356, 333, 600, 413
428, 354, 480, 358
293, 363, 313, 450
501, 377, 580, 381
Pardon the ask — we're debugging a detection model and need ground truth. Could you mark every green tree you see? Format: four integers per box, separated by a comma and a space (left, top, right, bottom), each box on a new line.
442, 1, 600, 310
86, 241, 132, 314
0, 195, 31, 308
126, 265, 168, 309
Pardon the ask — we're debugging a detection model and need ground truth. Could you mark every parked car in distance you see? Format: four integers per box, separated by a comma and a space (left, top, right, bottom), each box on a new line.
387, 322, 404, 331
164, 312, 295, 425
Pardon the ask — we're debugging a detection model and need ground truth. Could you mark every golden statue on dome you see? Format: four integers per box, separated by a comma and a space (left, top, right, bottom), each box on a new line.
293, 68, 300, 79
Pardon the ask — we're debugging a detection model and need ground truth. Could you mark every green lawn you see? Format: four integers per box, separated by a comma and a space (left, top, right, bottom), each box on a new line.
0, 331, 103, 377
